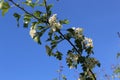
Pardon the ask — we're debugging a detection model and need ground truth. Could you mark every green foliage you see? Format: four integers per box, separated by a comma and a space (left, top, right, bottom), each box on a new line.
23, 14, 32, 28
0, 0, 10, 16
114, 66, 120, 74
0, 0, 100, 79
13, 13, 21, 27
33, 11, 42, 18
54, 51, 63, 60
59, 19, 69, 24
45, 45, 53, 56
22, 0, 39, 8
33, 35, 41, 44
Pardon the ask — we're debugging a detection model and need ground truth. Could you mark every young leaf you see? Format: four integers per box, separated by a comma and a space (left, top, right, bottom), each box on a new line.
33, 11, 42, 18
1, 2, 10, 16
23, 14, 32, 28
59, 19, 69, 24
0, 0, 4, 9
46, 4, 53, 11
13, 13, 21, 27
45, 45, 52, 56
33, 35, 41, 44
54, 51, 63, 60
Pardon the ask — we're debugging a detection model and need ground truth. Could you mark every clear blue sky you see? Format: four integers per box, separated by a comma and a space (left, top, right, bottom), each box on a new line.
0, 0, 120, 80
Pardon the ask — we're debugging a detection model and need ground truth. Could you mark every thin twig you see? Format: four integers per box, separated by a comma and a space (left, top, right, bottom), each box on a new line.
58, 31, 81, 54
8, 0, 46, 23
44, 0, 49, 22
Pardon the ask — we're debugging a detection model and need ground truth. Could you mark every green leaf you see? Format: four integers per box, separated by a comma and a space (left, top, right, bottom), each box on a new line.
13, 13, 21, 27
47, 4, 53, 11
31, 22, 37, 29
23, 0, 37, 8
45, 45, 52, 56
86, 77, 93, 80
37, 26, 45, 30
33, 35, 41, 44
67, 28, 75, 36
46, 31, 53, 41
114, 66, 120, 74
64, 33, 72, 40
47, 11, 52, 17
97, 63, 101, 67
1, 2, 10, 16
0, 0, 4, 9
54, 51, 63, 60
39, 0, 45, 6
59, 19, 69, 24
85, 47, 93, 54
37, 28, 48, 44
23, 14, 32, 28
33, 11, 42, 18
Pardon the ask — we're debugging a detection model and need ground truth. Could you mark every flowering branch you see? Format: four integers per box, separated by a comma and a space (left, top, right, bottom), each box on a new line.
2, 0, 99, 79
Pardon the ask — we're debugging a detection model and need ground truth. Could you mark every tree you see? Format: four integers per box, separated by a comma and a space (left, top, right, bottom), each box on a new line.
0, 0, 100, 80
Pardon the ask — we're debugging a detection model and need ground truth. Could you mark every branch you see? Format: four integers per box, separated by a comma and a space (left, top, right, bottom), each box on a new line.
58, 31, 81, 54
44, 0, 49, 21
8, 0, 47, 23
9, 0, 96, 79
58, 31, 96, 80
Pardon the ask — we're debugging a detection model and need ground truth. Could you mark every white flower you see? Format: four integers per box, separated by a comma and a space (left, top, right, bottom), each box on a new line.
72, 27, 83, 39
55, 22, 62, 29
76, 27, 83, 34
84, 37, 93, 47
51, 26, 56, 32
49, 14, 57, 25
29, 27, 37, 38
49, 14, 62, 32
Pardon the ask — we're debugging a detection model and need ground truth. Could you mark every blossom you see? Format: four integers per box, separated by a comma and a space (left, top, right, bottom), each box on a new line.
84, 37, 93, 47
74, 55, 78, 61
49, 14, 62, 32
49, 14, 57, 24
72, 27, 83, 32
75, 27, 83, 34
29, 27, 37, 38
72, 27, 83, 39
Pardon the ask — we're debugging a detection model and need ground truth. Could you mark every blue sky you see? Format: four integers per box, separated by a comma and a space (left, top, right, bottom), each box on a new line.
0, 0, 120, 80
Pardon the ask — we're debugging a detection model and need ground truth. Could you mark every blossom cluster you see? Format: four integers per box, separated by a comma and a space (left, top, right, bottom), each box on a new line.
84, 37, 93, 48
49, 14, 62, 32
72, 27, 93, 48
72, 27, 83, 39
